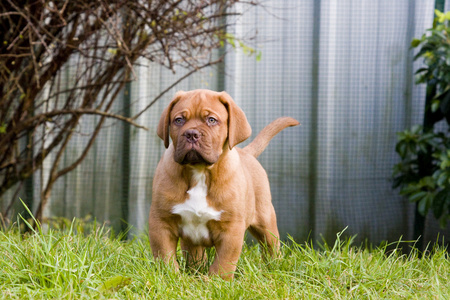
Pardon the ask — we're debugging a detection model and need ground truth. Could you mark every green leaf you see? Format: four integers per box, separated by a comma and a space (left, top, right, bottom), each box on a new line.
409, 191, 428, 203
401, 184, 419, 196
419, 193, 435, 216
414, 67, 429, 74
225, 33, 236, 48
435, 9, 444, 19
98, 276, 131, 292
436, 172, 449, 187
433, 189, 448, 218
0, 123, 6, 134
107, 48, 118, 55
395, 142, 408, 158
411, 38, 422, 48
256, 51, 262, 62
439, 215, 449, 228
440, 158, 450, 170
411, 124, 422, 134
429, 29, 447, 41
431, 99, 440, 112
418, 196, 429, 215
435, 9, 446, 23
418, 142, 428, 153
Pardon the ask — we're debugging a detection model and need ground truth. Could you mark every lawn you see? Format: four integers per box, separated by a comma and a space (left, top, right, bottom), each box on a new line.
0, 216, 449, 299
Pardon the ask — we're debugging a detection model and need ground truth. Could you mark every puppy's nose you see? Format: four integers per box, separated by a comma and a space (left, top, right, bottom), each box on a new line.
184, 129, 200, 144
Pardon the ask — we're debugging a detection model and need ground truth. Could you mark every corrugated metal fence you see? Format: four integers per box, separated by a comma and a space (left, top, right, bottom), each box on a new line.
2, 0, 450, 245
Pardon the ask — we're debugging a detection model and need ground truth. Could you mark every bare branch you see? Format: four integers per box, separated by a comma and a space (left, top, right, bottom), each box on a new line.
0, 0, 257, 222
132, 57, 224, 121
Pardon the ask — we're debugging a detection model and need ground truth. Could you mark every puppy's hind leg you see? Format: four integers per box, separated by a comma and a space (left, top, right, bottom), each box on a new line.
248, 205, 280, 259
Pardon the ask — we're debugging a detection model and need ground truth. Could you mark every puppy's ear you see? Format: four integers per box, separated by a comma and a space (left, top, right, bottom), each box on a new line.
219, 92, 252, 149
157, 91, 184, 148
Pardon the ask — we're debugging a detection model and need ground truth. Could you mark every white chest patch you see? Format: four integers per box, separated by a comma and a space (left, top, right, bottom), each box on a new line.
171, 170, 222, 244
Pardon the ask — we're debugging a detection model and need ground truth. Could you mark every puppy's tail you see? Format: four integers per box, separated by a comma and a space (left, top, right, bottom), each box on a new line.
243, 117, 300, 158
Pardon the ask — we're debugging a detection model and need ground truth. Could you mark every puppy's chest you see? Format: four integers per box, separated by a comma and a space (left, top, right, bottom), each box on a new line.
171, 171, 222, 244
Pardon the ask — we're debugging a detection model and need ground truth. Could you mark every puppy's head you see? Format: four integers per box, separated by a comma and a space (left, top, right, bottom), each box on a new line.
157, 89, 251, 165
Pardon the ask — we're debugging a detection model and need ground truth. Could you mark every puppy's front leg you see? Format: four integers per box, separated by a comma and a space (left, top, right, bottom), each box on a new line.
148, 214, 179, 270
180, 239, 207, 270
209, 224, 246, 280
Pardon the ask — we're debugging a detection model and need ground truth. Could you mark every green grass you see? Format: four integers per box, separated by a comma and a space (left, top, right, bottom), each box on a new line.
0, 218, 449, 299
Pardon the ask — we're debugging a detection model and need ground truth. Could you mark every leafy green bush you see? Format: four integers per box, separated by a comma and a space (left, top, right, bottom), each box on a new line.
412, 10, 450, 117
394, 126, 450, 227
394, 10, 450, 228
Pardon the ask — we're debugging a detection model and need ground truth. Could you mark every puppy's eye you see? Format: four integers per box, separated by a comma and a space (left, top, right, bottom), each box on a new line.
207, 117, 218, 125
174, 117, 185, 126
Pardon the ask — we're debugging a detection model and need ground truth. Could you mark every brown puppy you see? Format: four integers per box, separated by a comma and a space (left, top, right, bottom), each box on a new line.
148, 89, 299, 280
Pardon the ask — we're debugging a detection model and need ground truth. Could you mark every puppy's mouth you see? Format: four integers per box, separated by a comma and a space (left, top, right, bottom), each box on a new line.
174, 143, 217, 165
179, 149, 209, 165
